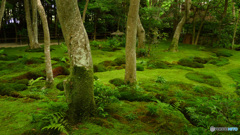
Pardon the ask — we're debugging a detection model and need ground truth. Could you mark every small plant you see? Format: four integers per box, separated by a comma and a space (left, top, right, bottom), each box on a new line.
147, 103, 158, 116
125, 113, 137, 121
0, 49, 4, 54
29, 77, 44, 86
60, 43, 68, 53
156, 76, 166, 83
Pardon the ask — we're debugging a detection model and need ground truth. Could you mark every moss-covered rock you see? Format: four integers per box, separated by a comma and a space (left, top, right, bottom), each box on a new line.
208, 57, 229, 66
113, 56, 125, 66
109, 78, 125, 86
136, 64, 144, 71
185, 72, 221, 87
56, 81, 64, 91
216, 50, 233, 57
178, 58, 204, 68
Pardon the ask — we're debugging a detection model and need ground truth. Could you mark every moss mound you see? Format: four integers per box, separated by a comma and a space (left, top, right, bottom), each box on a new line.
109, 78, 125, 86
185, 72, 221, 87
228, 68, 240, 83
0, 83, 27, 96
94, 64, 107, 72
147, 60, 170, 69
56, 81, 64, 91
99, 60, 117, 67
193, 57, 208, 64
25, 47, 55, 52
178, 58, 204, 68
0, 54, 20, 61
19, 57, 44, 65
15, 79, 29, 85
52, 66, 70, 77
216, 50, 233, 57
113, 56, 125, 66
136, 64, 144, 71
208, 57, 229, 66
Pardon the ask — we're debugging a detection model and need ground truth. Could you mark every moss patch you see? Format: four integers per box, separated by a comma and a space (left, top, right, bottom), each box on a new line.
228, 68, 240, 83
185, 72, 221, 87
109, 78, 125, 86
178, 57, 204, 68
208, 57, 229, 66
216, 50, 233, 57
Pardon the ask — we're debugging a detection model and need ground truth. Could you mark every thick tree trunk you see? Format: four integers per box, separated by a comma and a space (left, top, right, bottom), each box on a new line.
232, 10, 240, 49
56, 0, 95, 124
0, 0, 6, 29
32, 0, 40, 48
82, 0, 89, 23
137, 15, 145, 50
168, 0, 191, 52
37, 0, 54, 87
125, 0, 140, 84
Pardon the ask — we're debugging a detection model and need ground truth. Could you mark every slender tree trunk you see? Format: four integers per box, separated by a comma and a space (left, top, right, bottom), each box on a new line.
125, 0, 140, 84
0, 0, 6, 29
137, 15, 145, 50
232, 0, 236, 21
93, 12, 97, 40
82, 0, 89, 23
194, 5, 209, 45
217, 0, 228, 34
55, 14, 58, 38
56, 0, 95, 124
24, 0, 35, 49
232, 10, 240, 49
192, 7, 197, 45
32, 0, 40, 48
37, 0, 54, 87
168, 0, 192, 52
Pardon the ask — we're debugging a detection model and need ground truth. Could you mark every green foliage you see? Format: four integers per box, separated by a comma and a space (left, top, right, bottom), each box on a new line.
18, 57, 44, 65
178, 58, 204, 68
29, 77, 44, 86
109, 78, 125, 86
101, 37, 121, 51
208, 57, 229, 66
155, 76, 166, 83
136, 64, 144, 71
113, 56, 125, 66
228, 68, 240, 83
60, 43, 68, 53
0, 83, 27, 96
147, 103, 158, 116
0, 49, 4, 54
93, 63, 107, 72
125, 113, 137, 121
147, 60, 170, 69
193, 85, 214, 95
136, 48, 148, 58
25, 47, 55, 52
16, 79, 29, 85
0, 54, 19, 61
94, 81, 120, 117
186, 72, 221, 87
56, 81, 64, 91
216, 50, 233, 57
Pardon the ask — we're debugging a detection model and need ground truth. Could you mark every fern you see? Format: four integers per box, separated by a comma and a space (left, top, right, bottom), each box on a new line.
41, 112, 69, 135
29, 77, 44, 86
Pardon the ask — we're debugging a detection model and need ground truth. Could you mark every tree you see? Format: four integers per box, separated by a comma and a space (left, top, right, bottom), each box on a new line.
168, 0, 192, 52
125, 0, 140, 84
232, 9, 240, 49
137, 15, 145, 50
56, 0, 95, 124
82, 0, 89, 23
32, 0, 39, 46
0, 0, 6, 29
37, 0, 54, 87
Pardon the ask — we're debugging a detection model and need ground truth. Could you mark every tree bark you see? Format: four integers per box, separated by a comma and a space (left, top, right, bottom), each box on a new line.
82, 0, 89, 23
24, 0, 36, 49
232, 0, 236, 21
0, 0, 6, 29
192, 7, 197, 45
232, 10, 240, 49
37, 0, 54, 87
125, 0, 140, 84
217, 0, 228, 34
137, 15, 145, 50
32, 0, 40, 47
168, 0, 191, 52
56, 0, 95, 124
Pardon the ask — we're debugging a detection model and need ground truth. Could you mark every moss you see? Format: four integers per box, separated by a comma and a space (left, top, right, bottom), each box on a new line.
193, 85, 215, 95
216, 50, 233, 57
18, 57, 44, 65
178, 58, 204, 68
193, 57, 208, 64
94, 64, 107, 72
25, 47, 55, 52
136, 64, 144, 71
228, 68, 240, 83
16, 79, 29, 85
0, 83, 15, 96
109, 78, 125, 86
94, 75, 99, 80
52, 66, 70, 77
113, 56, 125, 66
185, 72, 222, 87
56, 81, 64, 91
0, 54, 19, 61
147, 60, 170, 69
65, 66, 95, 124
137, 48, 147, 58
208, 57, 229, 66
99, 61, 117, 67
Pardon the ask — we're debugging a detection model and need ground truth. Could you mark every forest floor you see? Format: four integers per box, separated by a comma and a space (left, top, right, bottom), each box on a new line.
0, 41, 239, 135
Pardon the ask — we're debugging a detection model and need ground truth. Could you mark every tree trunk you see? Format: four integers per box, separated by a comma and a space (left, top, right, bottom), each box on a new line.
125, 0, 140, 84
232, 10, 240, 49
217, 0, 228, 34
232, 0, 236, 21
82, 0, 89, 23
37, 0, 54, 87
137, 15, 145, 50
32, 0, 40, 48
0, 0, 6, 29
192, 7, 197, 45
194, 5, 210, 45
169, 0, 191, 52
56, 0, 95, 124
93, 12, 97, 40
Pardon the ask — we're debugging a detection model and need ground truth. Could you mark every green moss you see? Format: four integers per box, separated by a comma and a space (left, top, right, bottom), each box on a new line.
65, 66, 95, 123
193, 57, 208, 64
147, 60, 170, 69
56, 81, 64, 91
178, 58, 204, 68
208, 57, 229, 66
94, 64, 107, 72
109, 78, 125, 86
25, 47, 55, 52
16, 79, 29, 85
136, 64, 144, 71
216, 50, 233, 57
228, 68, 240, 83
185, 72, 222, 87
99, 61, 117, 67
113, 56, 125, 66
0, 54, 19, 61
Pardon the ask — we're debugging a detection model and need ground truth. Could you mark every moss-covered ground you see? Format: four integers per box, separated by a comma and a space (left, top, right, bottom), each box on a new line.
0, 41, 239, 135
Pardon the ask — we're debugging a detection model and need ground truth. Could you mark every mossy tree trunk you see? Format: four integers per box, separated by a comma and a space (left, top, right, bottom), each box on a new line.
192, 7, 197, 45
0, 0, 6, 29
137, 15, 145, 50
168, 0, 191, 52
37, 0, 54, 87
56, 0, 95, 124
125, 0, 140, 84
232, 10, 240, 49
32, 0, 40, 48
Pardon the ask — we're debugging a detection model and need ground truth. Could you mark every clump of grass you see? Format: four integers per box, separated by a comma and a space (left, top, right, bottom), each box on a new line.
113, 56, 125, 66
109, 78, 125, 86
185, 72, 222, 87
147, 103, 158, 116
156, 76, 166, 83
136, 64, 144, 71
